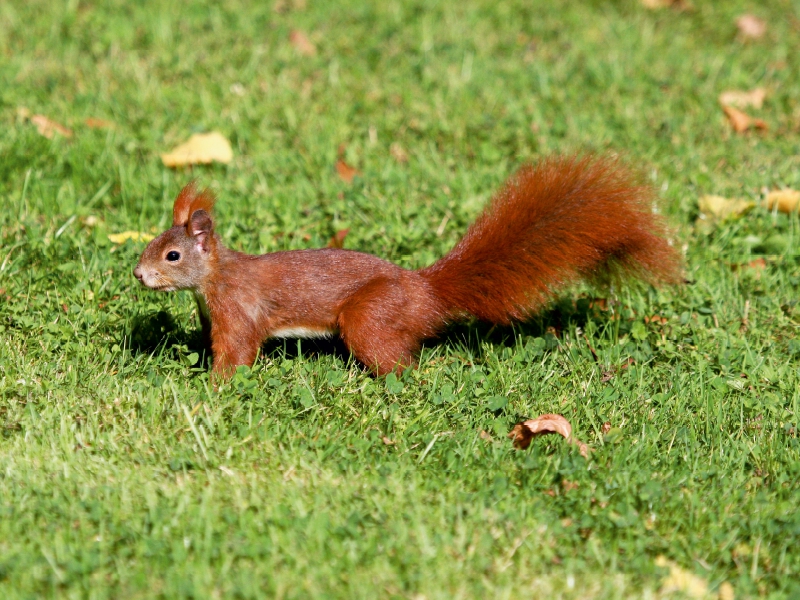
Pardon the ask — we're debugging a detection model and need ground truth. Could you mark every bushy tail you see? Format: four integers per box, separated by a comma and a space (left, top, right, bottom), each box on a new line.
418, 154, 681, 324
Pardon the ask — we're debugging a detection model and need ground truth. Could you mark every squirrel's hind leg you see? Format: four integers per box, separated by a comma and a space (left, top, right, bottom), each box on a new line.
337, 279, 421, 375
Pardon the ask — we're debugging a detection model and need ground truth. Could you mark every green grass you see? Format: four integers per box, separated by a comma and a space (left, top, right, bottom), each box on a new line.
1, 0, 800, 597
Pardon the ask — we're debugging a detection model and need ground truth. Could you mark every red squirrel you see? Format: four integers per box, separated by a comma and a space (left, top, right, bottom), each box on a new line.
133, 154, 680, 378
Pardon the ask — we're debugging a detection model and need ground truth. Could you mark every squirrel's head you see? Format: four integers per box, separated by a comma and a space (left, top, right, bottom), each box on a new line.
133, 182, 217, 292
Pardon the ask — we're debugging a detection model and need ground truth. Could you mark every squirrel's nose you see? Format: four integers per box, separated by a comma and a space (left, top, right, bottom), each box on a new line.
133, 265, 143, 281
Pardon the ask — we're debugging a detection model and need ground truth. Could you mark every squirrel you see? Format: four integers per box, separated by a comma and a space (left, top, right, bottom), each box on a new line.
133, 154, 680, 378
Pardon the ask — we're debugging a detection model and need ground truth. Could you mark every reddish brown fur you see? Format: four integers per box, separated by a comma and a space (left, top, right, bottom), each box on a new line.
172, 181, 217, 227
420, 154, 680, 324
133, 154, 680, 378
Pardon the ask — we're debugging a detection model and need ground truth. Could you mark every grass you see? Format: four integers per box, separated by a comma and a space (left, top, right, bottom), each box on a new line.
1, 0, 799, 597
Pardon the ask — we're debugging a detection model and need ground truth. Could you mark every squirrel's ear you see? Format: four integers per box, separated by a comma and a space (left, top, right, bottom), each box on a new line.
189, 209, 214, 252
173, 181, 198, 226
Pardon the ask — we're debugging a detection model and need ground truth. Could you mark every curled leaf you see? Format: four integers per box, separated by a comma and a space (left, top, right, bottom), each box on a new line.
718, 88, 766, 109
335, 160, 359, 183
764, 189, 800, 214
161, 132, 233, 167
30, 114, 73, 139
722, 106, 767, 133
108, 231, 155, 244
508, 414, 590, 458
326, 228, 350, 248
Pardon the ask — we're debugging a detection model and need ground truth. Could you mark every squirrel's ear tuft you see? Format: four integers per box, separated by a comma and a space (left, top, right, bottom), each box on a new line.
173, 181, 198, 226
189, 209, 214, 251
172, 182, 216, 227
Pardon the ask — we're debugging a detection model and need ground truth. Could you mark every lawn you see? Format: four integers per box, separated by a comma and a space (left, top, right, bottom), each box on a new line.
1, 0, 799, 597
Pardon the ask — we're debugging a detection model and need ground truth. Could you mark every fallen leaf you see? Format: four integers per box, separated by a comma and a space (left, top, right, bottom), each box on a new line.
508, 414, 591, 458
390, 142, 409, 163
336, 159, 359, 183
601, 421, 612, 435
30, 114, 73, 139
731, 257, 767, 278
326, 228, 350, 248
698, 195, 754, 222
764, 189, 800, 213
655, 556, 709, 599
718, 88, 766, 109
289, 30, 316, 56
562, 480, 579, 492
736, 14, 766, 40
161, 132, 233, 167
718, 581, 735, 600
722, 106, 767, 133
107, 231, 155, 244
644, 315, 668, 324
381, 436, 395, 446
479, 430, 493, 441
84, 117, 115, 129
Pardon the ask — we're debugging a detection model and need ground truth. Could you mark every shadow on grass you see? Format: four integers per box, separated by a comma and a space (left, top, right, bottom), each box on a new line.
126, 294, 609, 371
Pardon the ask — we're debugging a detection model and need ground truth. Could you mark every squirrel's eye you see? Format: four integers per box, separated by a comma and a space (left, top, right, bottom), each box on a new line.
166, 251, 181, 262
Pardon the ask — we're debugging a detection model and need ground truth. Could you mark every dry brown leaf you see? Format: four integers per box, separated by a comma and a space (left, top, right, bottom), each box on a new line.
723, 106, 767, 133
562, 480, 579, 492
84, 117, 115, 129
718, 88, 766, 110
764, 189, 800, 213
326, 228, 350, 249
736, 14, 766, 40
479, 430, 493, 442
336, 159, 359, 183
381, 436, 395, 446
289, 30, 316, 56
161, 132, 233, 167
108, 231, 155, 244
698, 195, 754, 222
508, 414, 591, 458
733, 258, 767, 280
390, 142, 409, 163
655, 556, 709, 599
30, 114, 73, 139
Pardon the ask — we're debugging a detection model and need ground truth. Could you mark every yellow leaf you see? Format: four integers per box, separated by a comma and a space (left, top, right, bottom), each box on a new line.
161, 132, 233, 167
764, 189, 800, 214
108, 231, 155, 244
698, 195, 754, 221
30, 114, 73, 139
718, 581, 735, 600
655, 556, 709, 599
718, 88, 766, 110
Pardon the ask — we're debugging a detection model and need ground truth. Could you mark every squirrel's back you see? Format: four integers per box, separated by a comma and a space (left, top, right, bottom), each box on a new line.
418, 154, 680, 324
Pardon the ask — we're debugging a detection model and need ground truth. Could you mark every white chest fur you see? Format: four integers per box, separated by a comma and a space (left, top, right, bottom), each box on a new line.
270, 326, 336, 339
